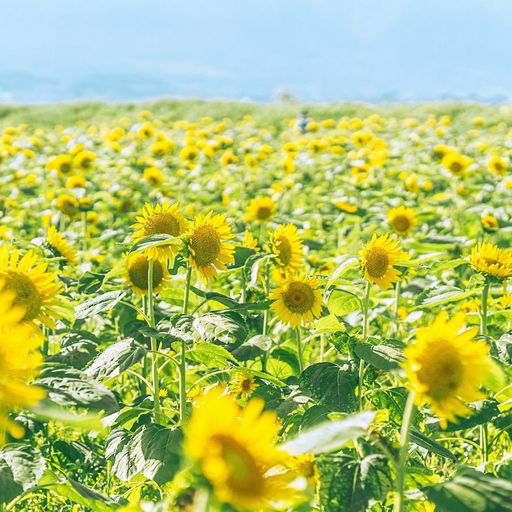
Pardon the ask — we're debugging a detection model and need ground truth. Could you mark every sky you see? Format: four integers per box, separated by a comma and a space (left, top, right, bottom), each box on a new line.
2, 0, 512, 103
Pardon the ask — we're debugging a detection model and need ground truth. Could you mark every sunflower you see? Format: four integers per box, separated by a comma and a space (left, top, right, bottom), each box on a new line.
46, 226, 78, 265
441, 151, 472, 176
359, 234, 410, 290
0, 283, 45, 444
387, 206, 416, 236
271, 274, 323, 327
187, 212, 235, 280
470, 241, 512, 279
242, 230, 259, 252
487, 155, 508, 176
143, 166, 164, 186
270, 224, 303, 274
131, 201, 188, 262
185, 388, 302, 510
404, 312, 494, 428
73, 150, 96, 170
125, 253, 169, 295
55, 193, 79, 216
46, 154, 73, 177
0, 246, 63, 329
229, 371, 258, 399
481, 214, 498, 231
247, 197, 276, 223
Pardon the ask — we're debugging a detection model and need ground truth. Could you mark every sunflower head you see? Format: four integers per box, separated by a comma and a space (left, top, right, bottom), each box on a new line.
387, 206, 416, 236
0, 247, 63, 329
270, 274, 323, 328
143, 166, 164, 186
404, 312, 494, 427
247, 197, 276, 223
0, 282, 45, 444
187, 212, 235, 281
441, 151, 472, 176
55, 193, 79, 216
131, 200, 187, 262
470, 241, 512, 280
229, 371, 258, 399
270, 224, 303, 273
125, 253, 169, 295
46, 226, 78, 266
185, 388, 303, 510
359, 233, 410, 290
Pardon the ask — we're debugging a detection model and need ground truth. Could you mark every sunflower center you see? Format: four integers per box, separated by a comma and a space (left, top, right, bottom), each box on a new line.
483, 257, 502, 268
275, 236, 292, 265
450, 162, 462, 174
128, 258, 164, 291
60, 162, 72, 175
283, 282, 315, 313
256, 207, 272, 221
392, 215, 411, 233
416, 341, 464, 400
365, 248, 390, 278
145, 213, 181, 237
207, 434, 264, 495
1, 271, 42, 321
190, 226, 221, 266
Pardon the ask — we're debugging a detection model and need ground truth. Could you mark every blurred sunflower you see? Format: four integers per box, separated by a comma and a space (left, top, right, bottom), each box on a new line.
242, 230, 259, 252
387, 206, 416, 236
247, 197, 276, 223
470, 241, 512, 279
0, 283, 45, 444
359, 234, 409, 290
187, 212, 235, 280
0, 247, 63, 328
46, 154, 73, 177
441, 151, 472, 176
46, 226, 78, 265
229, 371, 258, 399
270, 224, 303, 275
143, 166, 164, 186
73, 150, 96, 170
132, 201, 188, 262
404, 312, 494, 427
125, 253, 169, 295
271, 274, 323, 327
55, 193, 79, 216
487, 155, 508, 176
185, 388, 302, 510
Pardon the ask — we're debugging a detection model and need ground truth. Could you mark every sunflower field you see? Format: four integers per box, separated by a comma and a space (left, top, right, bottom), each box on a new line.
1, 101, 512, 512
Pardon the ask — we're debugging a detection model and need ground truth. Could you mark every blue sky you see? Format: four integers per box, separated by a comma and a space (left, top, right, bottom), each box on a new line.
2, 0, 512, 103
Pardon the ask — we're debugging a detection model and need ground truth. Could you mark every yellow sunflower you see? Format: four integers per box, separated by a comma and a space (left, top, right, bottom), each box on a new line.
131, 201, 188, 262
387, 206, 416, 236
46, 154, 73, 177
470, 241, 512, 279
359, 234, 410, 290
0, 246, 63, 329
481, 215, 499, 231
270, 224, 303, 274
229, 371, 258, 399
247, 197, 276, 223
441, 151, 472, 176
125, 253, 169, 295
242, 230, 259, 252
73, 150, 96, 170
185, 388, 302, 510
487, 155, 508, 176
0, 283, 45, 444
46, 226, 78, 265
187, 212, 235, 280
143, 166, 164, 186
55, 193, 79, 216
404, 312, 494, 428
270, 274, 323, 327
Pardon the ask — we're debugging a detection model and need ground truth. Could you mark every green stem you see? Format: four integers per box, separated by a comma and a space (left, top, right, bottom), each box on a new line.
358, 281, 371, 410
394, 391, 416, 512
180, 265, 192, 423
81, 211, 87, 252
480, 280, 490, 464
296, 328, 304, 374
147, 259, 162, 425
261, 261, 270, 372
240, 266, 247, 303
394, 281, 401, 336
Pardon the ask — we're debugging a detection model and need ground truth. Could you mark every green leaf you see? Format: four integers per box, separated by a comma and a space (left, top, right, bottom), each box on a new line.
410, 430, 457, 461
0, 444, 46, 504
423, 469, 512, 511
36, 364, 119, 414
327, 289, 361, 316
232, 335, 273, 361
129, 233, 182, 255
85, 339, 146, 380
193, 311, 248, 344
496, 332, 512, 364
300, 362, 358, 412
187, 342, 236, 367
315, 314, 345, 334
75, 290, 126, 320
414, 286, 478, 309
30, 399, 104, 431
281, 411, 375, 455
47, 331, 98, 369
353, 341, 404, 371
326, 257, 359, 288
41, 471, 127, 511
106, 424, 183, 485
